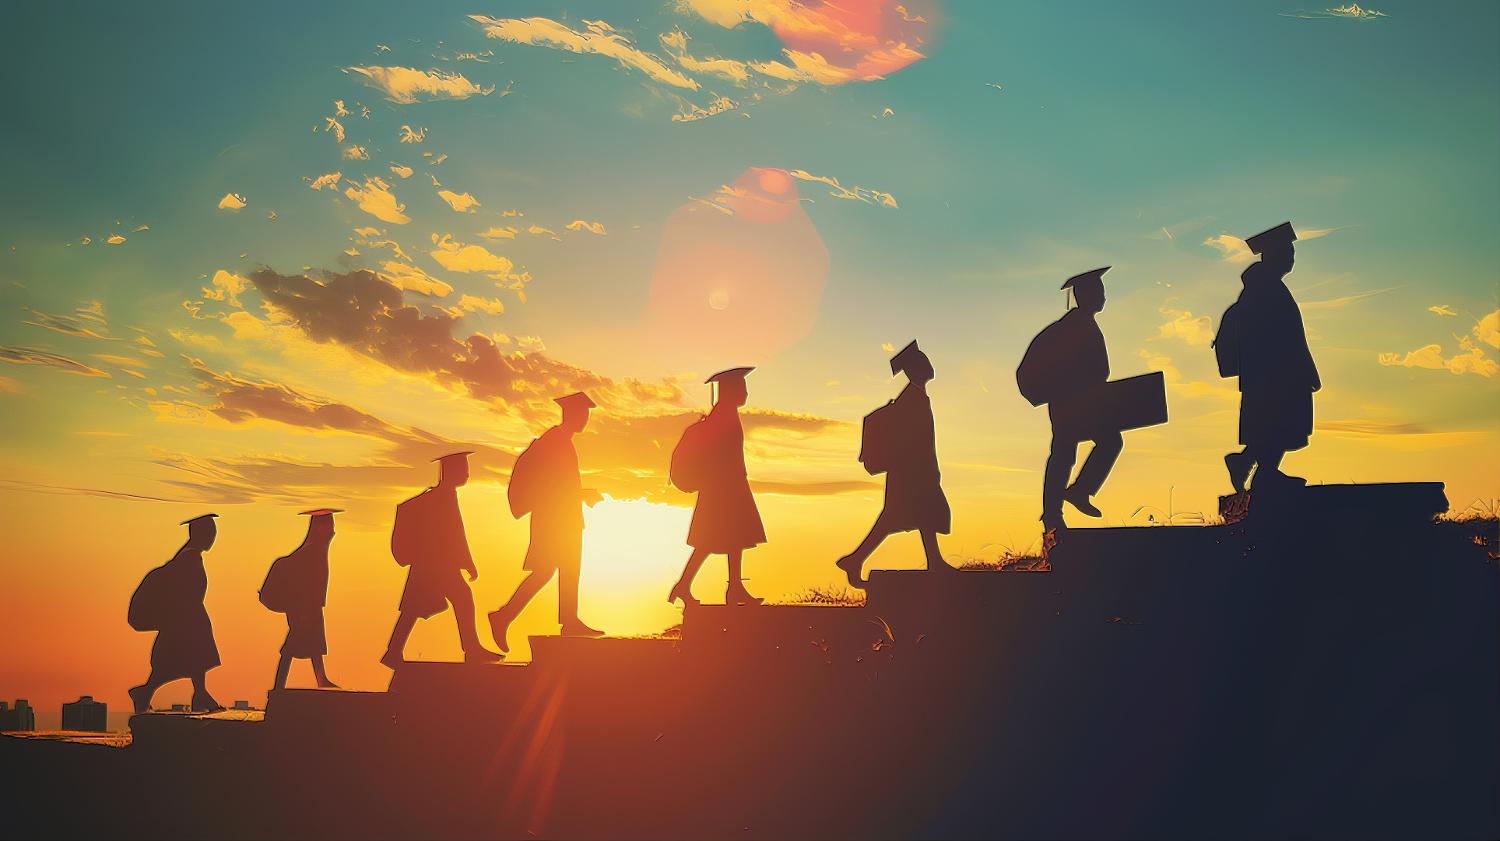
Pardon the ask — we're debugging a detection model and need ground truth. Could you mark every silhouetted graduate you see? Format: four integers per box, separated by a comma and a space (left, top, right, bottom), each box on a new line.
1215, 222, 1320, 491
260, 508, 341, 691
382, 452, 502, 668
668, 367, 766, 606
489, 392, 605, 653
127, 514, 223, 713
836, 341, 953, 588
1018, 268, 1123, 532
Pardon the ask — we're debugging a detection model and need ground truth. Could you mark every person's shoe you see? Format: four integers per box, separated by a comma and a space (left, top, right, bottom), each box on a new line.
560, 620, 605, 638
927, 559, 958, 574
835, 554, 865, 590
191, 691, 223, 713
379, 649, 405, 670
1253, 469, 1306, 490
726, 583, 764, 607
1041, 510, 1066, 533
464, 646, 504, 664
315, 678, 340, 689
128, 685, 152, 714
488, 606, 519, 654
1061, 487, 1102, 518
667, 582, 699, 608
1224, 452, 1252, 494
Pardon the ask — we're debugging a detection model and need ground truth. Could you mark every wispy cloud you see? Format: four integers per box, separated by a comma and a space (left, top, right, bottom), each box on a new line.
1154, 307, 1214, 346
679, 0, 929, 85
1301, 286, 1396, 310
565, 220, 607, 235
1379, 332, 1497, 378
377, 260, 453, 297
470, 16, 699, 90
429, 233, 526, 285
1281, 4, 1388, 22
0, 346, 111, 377
437, 189, 480, 213
306, 171, 342, 190
788, 169, 897, 207
398, 125, 427, 144
217, 192, 246, 210
346, 66, 494, 104
23, 304, 114, 340
343, 176, 410, 225
1428, 304, 1457, 317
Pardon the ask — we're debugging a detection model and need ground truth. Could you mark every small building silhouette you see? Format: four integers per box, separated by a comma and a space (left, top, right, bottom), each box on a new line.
0, 699, 36, 731
61, 696, 108, 732
168, 703, 189, 713
232, 700, 252, 711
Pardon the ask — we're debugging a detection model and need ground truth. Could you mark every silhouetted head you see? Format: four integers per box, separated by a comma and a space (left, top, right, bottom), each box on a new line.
300, 509, 340, 544
434, 452, 471, 488
707, 366, 752, 409
555, 392, 595, 434
890, 340, 934, 385
1245, 221, 1297, 276
1063, 267, 1108, 314
181, 514, 218, 550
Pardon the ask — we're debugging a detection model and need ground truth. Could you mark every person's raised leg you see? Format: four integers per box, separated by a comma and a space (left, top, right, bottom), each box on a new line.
1042, 435, 1079, 529
1065, 431, 1122, 516
725, 550, 762, 605
273, 653, 292, 691
311, 655, 337, 689
129, 671, 166, 713
449, 581, 501, 663
489, 570, 549, 654
382, 612, 417, 669
669, 548, 710, 606
836, 520, 890, 589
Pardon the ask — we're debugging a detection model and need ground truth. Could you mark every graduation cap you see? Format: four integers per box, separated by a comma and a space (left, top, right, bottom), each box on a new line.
179, 513, 218, 526
889, 340, 927, 376
1061, 266, 1110, 291
298, 508, 343, 518
431, 451, 474, 463
706, 366, 754, 403
1245, 222, 1296, 255
705, 366, 754, 385
554, 392, 595, 413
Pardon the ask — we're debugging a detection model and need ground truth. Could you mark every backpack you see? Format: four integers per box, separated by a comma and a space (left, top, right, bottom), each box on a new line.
258, 556, 292, 613
1016, 319, 1065, 407
389, 491, 428, 567
858, 400, 897, 475
507, 438, 544, 518
127, 565, 168, 631
1213, 302, 1242, 378
669, 415, 711, 493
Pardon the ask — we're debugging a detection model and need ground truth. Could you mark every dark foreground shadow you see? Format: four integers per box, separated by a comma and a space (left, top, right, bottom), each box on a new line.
6, 496, 1496, 841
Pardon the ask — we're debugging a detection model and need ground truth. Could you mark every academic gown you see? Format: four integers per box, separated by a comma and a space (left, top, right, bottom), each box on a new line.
523, 426, 585, 575
875, 384, 951, 534
1221, 263, 1320, 451
686, 406, 767, 553
1044, 309, 1111, 440
265, 541, 330, 658
144, 548, 221, 681
397, 486, 475, 619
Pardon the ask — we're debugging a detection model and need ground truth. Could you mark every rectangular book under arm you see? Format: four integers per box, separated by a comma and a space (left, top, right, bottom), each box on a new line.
1101, 371, 1168, 431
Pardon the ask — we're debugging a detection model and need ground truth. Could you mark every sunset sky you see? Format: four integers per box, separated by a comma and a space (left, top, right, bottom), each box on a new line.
2, 1, 1497, 715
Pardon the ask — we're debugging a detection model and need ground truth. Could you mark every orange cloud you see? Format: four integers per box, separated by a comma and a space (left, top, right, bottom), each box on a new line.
680, 0, 929, 85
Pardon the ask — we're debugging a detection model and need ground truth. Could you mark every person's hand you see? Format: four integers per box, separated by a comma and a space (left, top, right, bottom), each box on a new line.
465, 567, 479, 582
583, 488, 603, 507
